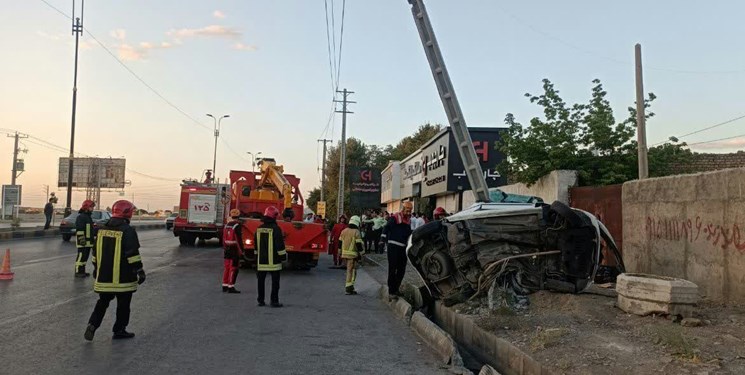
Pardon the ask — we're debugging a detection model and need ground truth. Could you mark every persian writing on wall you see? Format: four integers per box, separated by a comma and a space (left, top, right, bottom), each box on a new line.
645, 216, 745, 253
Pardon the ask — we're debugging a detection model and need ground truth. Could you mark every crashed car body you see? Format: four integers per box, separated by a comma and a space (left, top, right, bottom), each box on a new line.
407, 201, 624, 307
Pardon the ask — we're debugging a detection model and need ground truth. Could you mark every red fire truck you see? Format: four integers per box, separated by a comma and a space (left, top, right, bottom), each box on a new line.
173, 180, 229, 246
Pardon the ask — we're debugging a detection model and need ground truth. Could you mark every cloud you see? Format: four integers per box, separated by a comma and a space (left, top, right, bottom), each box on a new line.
213, 10, 226, 19
118, 41, 175, 61
232, 42, 257, 51
167, 25, 242, 40
37, 31, 62, 41
110, 29, 127, 41
690, 138, 745, 150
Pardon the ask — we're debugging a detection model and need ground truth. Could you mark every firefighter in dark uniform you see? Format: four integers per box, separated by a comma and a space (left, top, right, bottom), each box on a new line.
254, 206, 286, 308
222, 209, 242, 293
379, 201, 413, 301
74, 199, 96, 278
84, 200, 146, 341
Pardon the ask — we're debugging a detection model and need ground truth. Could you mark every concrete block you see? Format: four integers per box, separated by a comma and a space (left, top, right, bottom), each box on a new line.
617, 273, 699, 304
410, 311, 462, 366
393, 298, 413, 324
617, 294, 695, 317
479, 364, 502, 375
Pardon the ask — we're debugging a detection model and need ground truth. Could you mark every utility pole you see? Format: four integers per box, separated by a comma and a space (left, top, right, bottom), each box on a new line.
65, 0, 85, 217
334, 89, 355, 218
635, 43, 649, 179
8, 132, 28, 185
317, 139, 332, 201
207, 114, 230, 184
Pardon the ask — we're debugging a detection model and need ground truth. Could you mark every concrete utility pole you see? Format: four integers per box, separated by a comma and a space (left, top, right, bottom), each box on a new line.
8, 132, 28, 185
317, 139, 332, 201
635, 43, 649, 179
66, 0, 85, 217
334, 89, 355, 218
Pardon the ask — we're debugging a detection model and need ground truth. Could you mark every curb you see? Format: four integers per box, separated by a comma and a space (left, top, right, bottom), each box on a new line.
0, 223, 165, 242
410, 311, 464, 366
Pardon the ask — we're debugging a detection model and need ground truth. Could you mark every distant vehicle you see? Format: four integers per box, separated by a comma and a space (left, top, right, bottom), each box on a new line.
59, 210, 112, 241
165, 212, 178, 230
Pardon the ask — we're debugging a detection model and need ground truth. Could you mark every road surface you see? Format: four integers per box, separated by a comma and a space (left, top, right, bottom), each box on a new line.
0, 231, 449, 375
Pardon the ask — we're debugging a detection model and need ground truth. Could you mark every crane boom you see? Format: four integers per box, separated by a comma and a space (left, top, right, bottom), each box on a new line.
407, 0, 491, 203
257, 160, 293, 211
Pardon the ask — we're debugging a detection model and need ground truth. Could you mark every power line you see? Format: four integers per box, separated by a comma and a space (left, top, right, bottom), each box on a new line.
324, 0, 336, 93
686, 133, 745, 147
652, 114, 745, 146
334, 0, 347, 91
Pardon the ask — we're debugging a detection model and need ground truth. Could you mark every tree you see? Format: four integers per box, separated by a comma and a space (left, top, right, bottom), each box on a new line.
387, 123, 443, 162
497, 78, 690, 186
306, 187, 321, 214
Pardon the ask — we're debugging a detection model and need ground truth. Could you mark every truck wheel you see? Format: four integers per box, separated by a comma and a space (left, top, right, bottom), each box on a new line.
62, 234, 72, 241
178, 235, 187, 246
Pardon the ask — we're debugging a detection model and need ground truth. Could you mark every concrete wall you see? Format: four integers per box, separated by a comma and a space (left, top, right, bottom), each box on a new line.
623, 167, 745, 303
460, 170, 578, 206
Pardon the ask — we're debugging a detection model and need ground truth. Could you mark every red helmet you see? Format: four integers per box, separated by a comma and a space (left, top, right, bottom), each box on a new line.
263, 206, 280, 219
433, 207, 447, 219
112, 200, 135, 219
81, 199, 96, 211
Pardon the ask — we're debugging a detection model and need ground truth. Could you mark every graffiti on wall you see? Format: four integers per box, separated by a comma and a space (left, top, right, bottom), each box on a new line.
645, 216, 745, 252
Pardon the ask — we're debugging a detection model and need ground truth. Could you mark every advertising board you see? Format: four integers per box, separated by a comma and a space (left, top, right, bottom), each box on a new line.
58, 158, 126, 189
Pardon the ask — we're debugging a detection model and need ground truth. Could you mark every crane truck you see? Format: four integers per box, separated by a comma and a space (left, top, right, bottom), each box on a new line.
229, 158, 327, 270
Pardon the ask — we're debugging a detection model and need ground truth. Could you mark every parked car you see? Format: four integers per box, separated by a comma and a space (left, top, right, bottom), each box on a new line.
407, 201, 625, 307
59, 210, 112, 241
165, 213, 178, 230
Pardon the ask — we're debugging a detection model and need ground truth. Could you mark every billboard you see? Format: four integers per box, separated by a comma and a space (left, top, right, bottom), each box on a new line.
58, 158, 126, 189
349, 167, 382, 212
316, 201, 326, 218
1, 185, 21, 219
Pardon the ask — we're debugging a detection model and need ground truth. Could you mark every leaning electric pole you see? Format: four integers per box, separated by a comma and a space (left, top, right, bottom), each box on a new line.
65, 0, 85, 216
318, 139, 332, 201
334, 89, 355, 218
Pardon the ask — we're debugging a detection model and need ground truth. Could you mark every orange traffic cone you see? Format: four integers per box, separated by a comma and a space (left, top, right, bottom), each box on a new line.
0, 248, 14, 280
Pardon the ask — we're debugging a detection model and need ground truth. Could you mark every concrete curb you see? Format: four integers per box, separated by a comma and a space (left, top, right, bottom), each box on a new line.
410, 311, 464, 367
0, 223, 165, 242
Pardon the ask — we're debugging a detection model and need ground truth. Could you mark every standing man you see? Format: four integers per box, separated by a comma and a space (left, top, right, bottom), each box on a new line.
369, 212, 387, 254
74, 199, 96, 278
433, 207, 449, 221
84, 200, 145, 341
222, 209, 242, 293
329, 215, 348, 268
255, 206, 286, 308
43, 198, 54, 230
379, 201, 413, 301
340, 215, 365, 295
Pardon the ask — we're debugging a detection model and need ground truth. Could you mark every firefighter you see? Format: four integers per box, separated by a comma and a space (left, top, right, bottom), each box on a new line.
84, 200, 146, 341
329, 215, 348, 268
379, 201, 413, 301
74, 199, 96, 278
222, 209, 243, 293
340, 215, 365, 295
433, 207, 448, 220
254, 206, 286, 308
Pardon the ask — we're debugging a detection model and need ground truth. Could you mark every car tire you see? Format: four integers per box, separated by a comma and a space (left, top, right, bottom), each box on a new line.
550, 201, 584, 228
62, 234, 72, 241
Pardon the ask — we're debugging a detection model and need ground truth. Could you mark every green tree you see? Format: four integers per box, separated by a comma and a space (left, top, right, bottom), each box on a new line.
388, 123, 443, 161
497, 78, 689, 186
306, 187, 321, 214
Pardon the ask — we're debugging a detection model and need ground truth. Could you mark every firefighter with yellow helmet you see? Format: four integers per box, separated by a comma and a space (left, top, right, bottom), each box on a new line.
84, 200, 146, 341
339, 215, 365, 295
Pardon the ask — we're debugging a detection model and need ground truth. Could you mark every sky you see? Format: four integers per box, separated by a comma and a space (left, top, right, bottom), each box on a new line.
2, 0, 745, 211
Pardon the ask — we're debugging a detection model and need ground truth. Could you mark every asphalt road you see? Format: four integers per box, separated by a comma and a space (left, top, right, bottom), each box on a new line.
0, 230, 449, 375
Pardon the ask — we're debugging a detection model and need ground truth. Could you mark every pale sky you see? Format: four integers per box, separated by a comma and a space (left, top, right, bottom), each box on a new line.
2, 0, 745, 210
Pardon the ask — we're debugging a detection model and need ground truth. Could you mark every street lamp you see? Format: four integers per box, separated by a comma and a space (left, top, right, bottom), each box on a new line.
206, 114, 230, 184
246, 151, 262, 173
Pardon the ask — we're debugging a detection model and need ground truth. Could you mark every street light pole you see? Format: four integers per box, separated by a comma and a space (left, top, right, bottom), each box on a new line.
207, 114, 230, 184
246, 151, 262, 174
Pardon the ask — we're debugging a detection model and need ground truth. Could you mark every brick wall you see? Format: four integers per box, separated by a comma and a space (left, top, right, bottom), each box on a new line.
685, 151, 745, 173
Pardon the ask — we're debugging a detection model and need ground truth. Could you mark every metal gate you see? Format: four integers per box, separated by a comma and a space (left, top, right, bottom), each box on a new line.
569, 184, 623, 265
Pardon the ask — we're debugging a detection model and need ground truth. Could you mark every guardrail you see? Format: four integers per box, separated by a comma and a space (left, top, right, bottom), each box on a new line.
0, 223, 166, 242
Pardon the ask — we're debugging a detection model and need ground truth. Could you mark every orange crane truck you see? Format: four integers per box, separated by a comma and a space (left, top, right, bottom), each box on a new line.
229, 158, 327, 270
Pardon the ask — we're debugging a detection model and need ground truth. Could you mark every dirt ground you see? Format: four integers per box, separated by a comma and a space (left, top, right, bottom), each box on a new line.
363, 254, 745, 374
456, 289, 745, 375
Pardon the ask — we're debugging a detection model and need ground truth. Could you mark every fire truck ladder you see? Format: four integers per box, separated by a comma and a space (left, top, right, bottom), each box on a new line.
407, 0, 491, 203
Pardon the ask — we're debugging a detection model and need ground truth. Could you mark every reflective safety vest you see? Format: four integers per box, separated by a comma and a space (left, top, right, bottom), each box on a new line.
340, 227, 364, 259
76, 211, 94, 248
92, 221, 143, 293
223, 221, 240, 247
254, 220, 286, 272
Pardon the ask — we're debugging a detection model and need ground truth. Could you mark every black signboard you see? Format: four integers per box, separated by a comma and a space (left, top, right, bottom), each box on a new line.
349, 167, 382, 211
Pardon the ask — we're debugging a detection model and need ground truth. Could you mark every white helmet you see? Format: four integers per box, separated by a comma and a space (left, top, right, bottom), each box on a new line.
348, 215, 361, 227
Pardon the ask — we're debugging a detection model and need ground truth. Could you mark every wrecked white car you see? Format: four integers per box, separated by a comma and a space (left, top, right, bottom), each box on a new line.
407, 201, 625, 308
